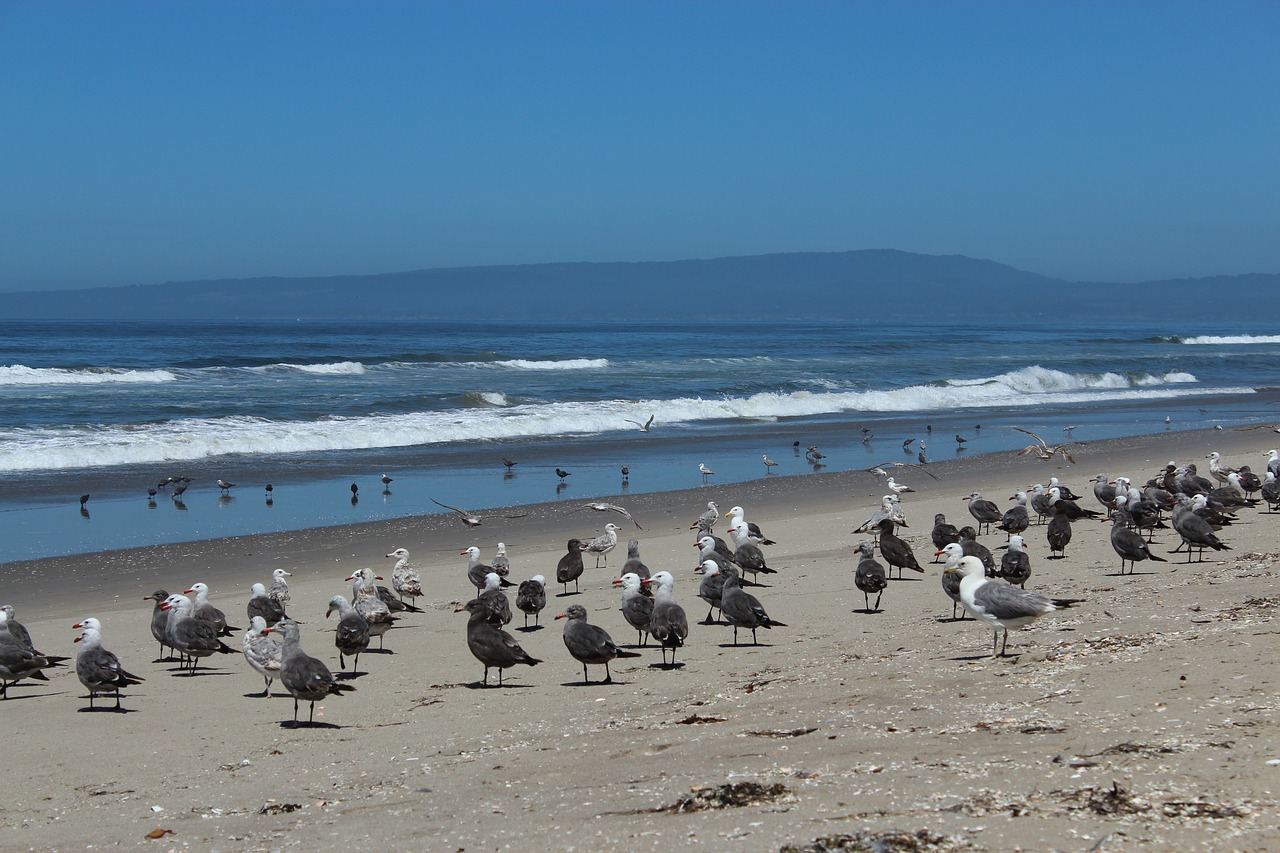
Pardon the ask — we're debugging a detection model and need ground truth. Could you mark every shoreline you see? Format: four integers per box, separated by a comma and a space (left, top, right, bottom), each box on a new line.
4, 426, 1273, 619
2, 424, 1279, 850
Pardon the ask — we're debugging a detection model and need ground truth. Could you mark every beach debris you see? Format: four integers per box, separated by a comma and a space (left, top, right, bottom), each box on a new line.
144, 828, 175, 839
660, 778, 788, 809
676, 713, 726, 724
781, 829, 974, 853
258, 801, 304, 815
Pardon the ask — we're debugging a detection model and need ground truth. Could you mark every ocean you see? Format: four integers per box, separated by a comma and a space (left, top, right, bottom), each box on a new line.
2, 319, 1277, 563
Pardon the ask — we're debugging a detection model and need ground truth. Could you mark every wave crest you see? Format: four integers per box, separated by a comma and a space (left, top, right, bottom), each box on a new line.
0, 365, 177, 386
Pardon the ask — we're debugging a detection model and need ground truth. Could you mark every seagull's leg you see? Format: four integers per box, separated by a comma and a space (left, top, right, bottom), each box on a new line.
293, 696, 299, 723
582, 662, 589, 684
309, 701, 316, 724
874, 591, 883, 611
603, 662, 612, 684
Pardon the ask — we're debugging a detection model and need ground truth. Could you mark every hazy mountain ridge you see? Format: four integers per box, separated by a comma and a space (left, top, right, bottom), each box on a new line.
1, 250, 1274, 321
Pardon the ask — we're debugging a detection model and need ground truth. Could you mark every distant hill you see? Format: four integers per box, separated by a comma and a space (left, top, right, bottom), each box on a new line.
0, 250, 1275, 321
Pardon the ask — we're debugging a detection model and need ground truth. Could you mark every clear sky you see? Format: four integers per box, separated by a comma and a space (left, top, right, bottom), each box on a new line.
1, 0, 1277, 291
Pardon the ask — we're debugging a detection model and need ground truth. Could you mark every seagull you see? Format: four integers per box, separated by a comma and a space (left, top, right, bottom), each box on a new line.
572, 501, 642, 529
962, 492, 1003, 535
696, 560, 725, 624
946, 556, 1083, 657
241, 615, 282, 697
613, 573, 653, 646
72, 618, 144, 711
556, 539, 586, 595
462, 546, 512, 592
555, 468, 572, 481
267, 569, 292, 607
502, 457, 518, 471
805, 445, 825, 461
558, 604, 641, 683
385, 547, 423, 604
885, 477, 915, 494
584, 523, 620, 568
698, 463, 715, 482
246, 582, 287, 626
724, 505, 776, 545
1106, 510, 1168, 574
515, 575, 547, 628
763, 455, 778, 473
853, 541, 888, 612
955, 434, 967, 445
690, 501, 720, 534
456, 599, 541, 686
717, 565, 785, 645
624, 414, 655, 432
430, 497, 528, 527
350, 483, 359, 498
79, 493, 90, 507
1012, 426, 1081, 464
867, 461, 940, 480
435, 499, 483, 525
264, 619, 356, 725
325, 595, 370, 673
216, 479, 235, 493
381, 473, 393, 489
647, 571, 689, 667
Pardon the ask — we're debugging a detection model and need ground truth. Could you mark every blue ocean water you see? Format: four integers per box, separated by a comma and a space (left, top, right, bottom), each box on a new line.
1, 319, 1277, 562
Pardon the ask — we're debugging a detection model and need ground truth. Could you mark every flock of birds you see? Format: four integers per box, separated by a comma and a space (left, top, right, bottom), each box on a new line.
20, 435, 1278, 725
846, 446, 1280, 658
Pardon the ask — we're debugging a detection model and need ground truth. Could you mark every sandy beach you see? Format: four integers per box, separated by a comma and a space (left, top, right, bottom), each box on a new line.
3, 427, 1279, 851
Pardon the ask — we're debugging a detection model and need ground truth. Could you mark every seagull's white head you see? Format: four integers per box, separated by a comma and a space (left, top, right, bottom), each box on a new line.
700, 560, 720, 577
943, 555, 986, 578
272, 568, 292, 580
251, 582, 267, 596
461, 546, 481, 560
386, 547, 410, 560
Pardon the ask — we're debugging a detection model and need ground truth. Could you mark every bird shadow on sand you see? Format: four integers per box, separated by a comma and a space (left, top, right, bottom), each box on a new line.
77, 704, 140, 714
647, 662, 686, 671
280, 720, 344, 730
1045, 555, 1070, 561
243, 690, 291, 699
718, 642, 774, 649
561, 679, 633, 687
151, 656, 183, 664
515, 625, 545, 633
464, 681, 534, 690
1, 689, 60, 702
888, 576, 923, 582
167, 668, 232, 677
949, 653, 1008, 662
365, 648, 395, 655
1103, 570, 1157, 577
555, 591, 584, 598
854, 608, 885, 615
334, 671, 367, 681
935, 616, 970, 624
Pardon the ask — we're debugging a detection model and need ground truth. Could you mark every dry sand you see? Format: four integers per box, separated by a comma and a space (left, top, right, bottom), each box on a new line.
2, 428, 1280, 852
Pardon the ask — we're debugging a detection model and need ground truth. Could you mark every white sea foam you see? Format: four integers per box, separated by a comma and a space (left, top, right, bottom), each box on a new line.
1180, 335, 1280, 345
0, 365, 177, 386
491, 358, 609, 370
260, 361, 368, 375
0, 365, 1247, 473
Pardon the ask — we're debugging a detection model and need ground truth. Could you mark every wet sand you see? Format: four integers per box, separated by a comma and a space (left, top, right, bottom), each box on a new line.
2, 427, 1279, 851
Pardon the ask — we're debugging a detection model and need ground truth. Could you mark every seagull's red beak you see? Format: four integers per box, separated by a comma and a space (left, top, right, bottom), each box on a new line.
182, 587, 196, 594
554, 612, 567, 620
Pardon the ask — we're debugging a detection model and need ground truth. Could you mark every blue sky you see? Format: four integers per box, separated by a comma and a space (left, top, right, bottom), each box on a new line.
1, 0, 1276, 291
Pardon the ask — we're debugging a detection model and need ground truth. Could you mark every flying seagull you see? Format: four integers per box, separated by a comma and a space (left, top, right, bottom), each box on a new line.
624, 414, 655, 432
430, 497, 527, 528
571, 501, 642, 529
1012, 426, 1083, 464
